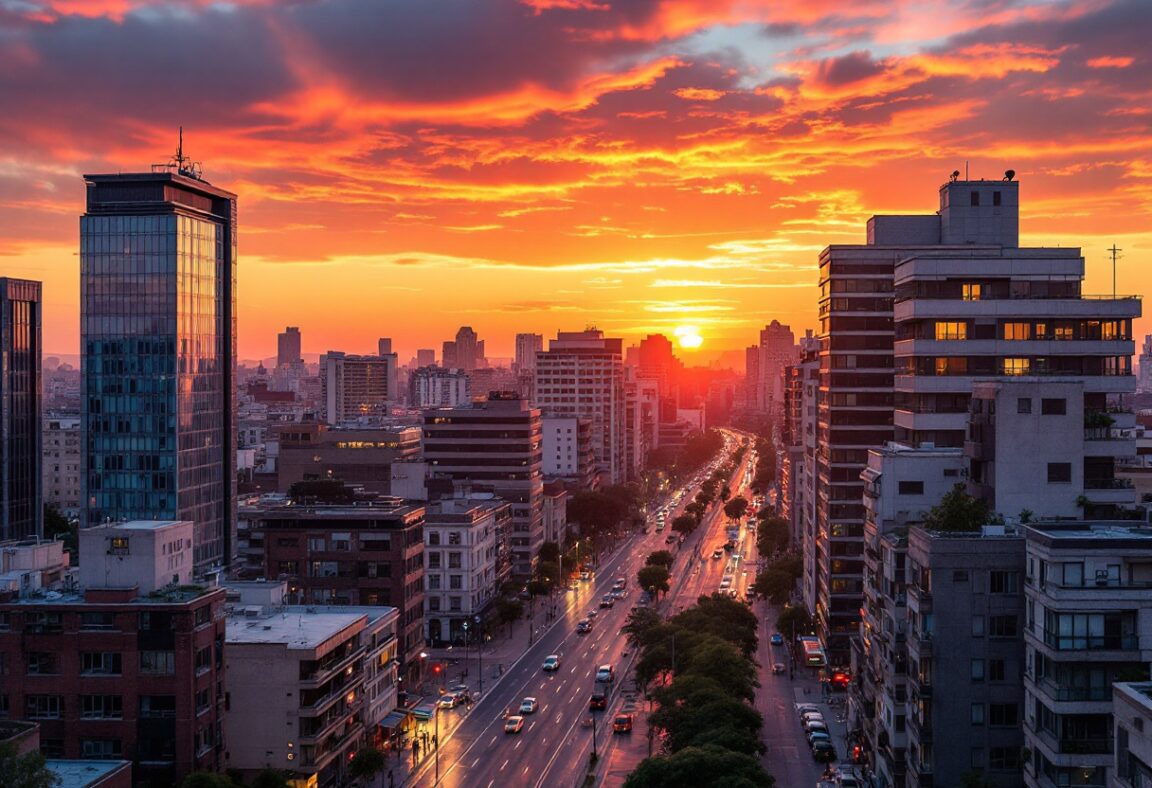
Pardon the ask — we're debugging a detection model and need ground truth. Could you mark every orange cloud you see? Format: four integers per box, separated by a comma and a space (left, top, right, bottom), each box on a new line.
1087, 56, 1135, 68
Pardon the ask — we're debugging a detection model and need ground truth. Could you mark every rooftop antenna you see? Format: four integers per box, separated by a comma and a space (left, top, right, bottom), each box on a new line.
1108, 244, 1122, 299
153, 126, 204, 180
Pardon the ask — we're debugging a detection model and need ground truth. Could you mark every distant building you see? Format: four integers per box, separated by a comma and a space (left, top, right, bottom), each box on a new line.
275, 422, 421, 495
80, 167, 237, 572
277, 326, 302, 367
415, 349, 436, 367
747, 320, 797, 416
409, 366, 470, 408
1139, 335, 1152, 393
0, 278, 42, 541
43, 414, 81, 520
452, 326, 485, 371
541, 415, 597, 490
378, 337, 393, 357
320, 351, 398, 424
514, 333, 543, 374
541, 480, 568, 546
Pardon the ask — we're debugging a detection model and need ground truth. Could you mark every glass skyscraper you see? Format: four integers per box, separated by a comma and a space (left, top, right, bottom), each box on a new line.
81, 168, 237, 571
0, 277, 42, 541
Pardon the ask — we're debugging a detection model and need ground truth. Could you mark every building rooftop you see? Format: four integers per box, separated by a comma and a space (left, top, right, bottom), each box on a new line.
46, 760, 131, 788
226, 610, 365, 649
1025, 520, 1152, 546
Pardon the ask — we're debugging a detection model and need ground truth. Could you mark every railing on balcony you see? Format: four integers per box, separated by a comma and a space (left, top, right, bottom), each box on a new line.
1034, 678, 1112, 703
1084, 477, 1135, 490
1041, 631, 1138, 651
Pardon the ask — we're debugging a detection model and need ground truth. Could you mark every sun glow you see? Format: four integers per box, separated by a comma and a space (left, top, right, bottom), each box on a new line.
674, 325, 703, 349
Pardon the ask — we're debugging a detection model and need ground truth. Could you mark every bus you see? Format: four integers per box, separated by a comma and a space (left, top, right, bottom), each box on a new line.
802, 640, 827, 668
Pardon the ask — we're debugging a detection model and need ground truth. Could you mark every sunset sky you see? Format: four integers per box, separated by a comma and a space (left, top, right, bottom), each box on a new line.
2, 0, 1149, 362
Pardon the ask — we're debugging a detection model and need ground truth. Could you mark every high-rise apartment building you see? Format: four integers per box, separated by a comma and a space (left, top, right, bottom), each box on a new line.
409, 366, 470, 408
81, 167, 236, 571
320, 351, 398, 424
43, 414, 81, 519
515, 333, 543, 373
416, 348, 435, 367
378, 337, 393, 357
1139, 335, 1152, 392
0, 278, 42, 540
637, 333, 682, 420
449, 326, 485, 371
541, 415, 597, 490
421, 394, 542, 579
277, 326, 302, 368
749, 320, 798, 415
535, 330, 626, 484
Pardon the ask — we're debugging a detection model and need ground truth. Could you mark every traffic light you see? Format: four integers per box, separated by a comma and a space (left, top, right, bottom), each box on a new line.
433, 663, 442, 675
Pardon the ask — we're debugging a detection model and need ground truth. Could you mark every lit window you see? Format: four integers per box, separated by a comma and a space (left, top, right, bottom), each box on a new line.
962, 283, 982, 301
1001, 358, 1030, 376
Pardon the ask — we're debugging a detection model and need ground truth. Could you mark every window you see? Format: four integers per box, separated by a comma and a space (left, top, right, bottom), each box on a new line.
79, 611, 116, 630
1001, 357, 1030, 376
27, 652, 58, 675
81, 739, 122, 759
898, 481, 924, 495
989, 746, 1020, 769
140, 696, 176, 718
1017, 398, 1031, 414
935, 322, 967, 340
953, 570, 969, 582
428, 532, 440, 546
1041, 398, 1066, 415
990, 571, 1020, 594
1047, 463, 1072, 483
81, 652, 122, 675
428, 597, 440, 611
427, 553, 441, 569
448, 532, 462, 545
449, 575, 463, 590
448, 552, 462, 569
970, 191, 981, 206
992, 191, 1002, 207
331, 539, 350, 552
277, 560, 298, 575
25, 695, 63, 719
1003, 322, 1031, 340
971, 703, 985, 724
971, 659, 985, 681
962, 283, 982, 301
308, 537, 325, 551
449, 596, 462, 612
427, 574, 441, 590
971, 748, 985, 769
81, 695, 123, 719
989, 703, 1019, 726
195, 646, 212, 674
988, 659, 1006, 682
989, 615, 1018, 638
972, 615, 985, 636
195, 688, 211, 714
140, 651, 175, 675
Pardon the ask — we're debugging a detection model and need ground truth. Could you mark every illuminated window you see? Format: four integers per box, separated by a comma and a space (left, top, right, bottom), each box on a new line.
962, 283, 982, 301
109, 537, 130, 555
934, 322, 967, 340
1001, 358, 1030, 376
1003, 323, 1031, 341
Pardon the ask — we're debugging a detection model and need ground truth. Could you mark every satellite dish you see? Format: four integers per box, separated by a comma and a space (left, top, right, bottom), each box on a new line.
950, 170, 960, 182
1004, 169, 1016, 181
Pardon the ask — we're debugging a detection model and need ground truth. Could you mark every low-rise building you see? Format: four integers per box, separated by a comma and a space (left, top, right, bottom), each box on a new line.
275, 422, 421, 495
1113, 681, 1152, 787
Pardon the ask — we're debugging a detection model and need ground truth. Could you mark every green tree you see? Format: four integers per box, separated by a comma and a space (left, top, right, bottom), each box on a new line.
494, 597, 523, 636
623, 744, 774, 788
752, 568, 794, 605
349, 748, 387, 786
922, 484, 990, 532
43, 504, 76, 557
621, 606, 662, 649
538, 541, 562, 565
682, 503, 706, 523
567, 490, 628, 536
722, 497, 748, 522
775, 605, 813, 637
638, 564, 671, 598
680, 638, 759, 702
671, 595, 759, 657
534, 560, 561, 587
0, 742, 60, 788
755, 515, 789, 558
671, 514, 697, 535
646, 550, 674, 569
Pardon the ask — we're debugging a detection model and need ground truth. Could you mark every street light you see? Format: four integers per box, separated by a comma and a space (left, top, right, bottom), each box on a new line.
433, 704, 440, 786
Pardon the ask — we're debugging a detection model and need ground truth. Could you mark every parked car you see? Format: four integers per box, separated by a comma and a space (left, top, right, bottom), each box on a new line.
770, 632, 784, 646
437, 694, 458, 709
772, 662, 786, 675
796, 703, 821, 716
805, 722, 830, 742
612, 714, 634, 733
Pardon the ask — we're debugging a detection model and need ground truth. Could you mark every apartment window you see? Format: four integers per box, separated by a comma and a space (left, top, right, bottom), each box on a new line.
971, 703, 985, 724
1047, 463, 1072, 483
989, 615, 1018, 638
79, 611, 116, 630
898, 481, 924, 495
990, 571, 1020, 594
277, 560, 298, 575
308, 537, 325, 551
331, 539, 350, 552
449, 596, 462, 612
992, 191, 1002, 207
971, 748, 985, 769
1001, 358, 1030, 376
934, 322, 967, 340
427, 574, 441, 591
988, 659, 1006, 681
140, 696, 177, 718
81, 739, 122, 759
1062, 562, 1084, 585
428, 532, 440, 546
427, 553, 441, 569
1017, 398, 1031, 414
81, 652, 122, 675
428, 597, 440, 612
27, 652, 58, 675
962, 283, 982, 301
448, 552, 462, 569
140, 651, 175, 675
1003, 322, 1031, 340
989, 703, 1018, 727
971, 659, 985, 681
25, 695, 63, 719
448, 532, 462, 545
970, 191, 981, 206
953, 570, 969, 582
972, 615, 985, 636
989, 746, 1020, 769
449, 575, 463, 590
80, 695, 123, 719
196, 688, 211, 714
195, 646, 212, 674
1041, 398, 1066, 415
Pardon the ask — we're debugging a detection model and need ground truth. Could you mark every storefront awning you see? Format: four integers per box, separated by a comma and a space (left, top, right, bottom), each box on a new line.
379, 711, 408, 731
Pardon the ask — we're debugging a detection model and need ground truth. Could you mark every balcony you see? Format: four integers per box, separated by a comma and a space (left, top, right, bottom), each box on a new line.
1040, 630, 1138, 653
1031, 576, 1152, 602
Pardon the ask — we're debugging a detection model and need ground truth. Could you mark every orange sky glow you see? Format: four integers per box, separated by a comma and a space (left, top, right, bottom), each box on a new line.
1, 0, 1150, 361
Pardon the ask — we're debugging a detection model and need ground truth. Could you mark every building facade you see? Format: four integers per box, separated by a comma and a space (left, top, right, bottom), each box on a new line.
409, 366, 470, 408
541, 415, 597, 490
277, 326, 302, 368
80, 168, 237, 572
43, 415, 81, 519
0, 278, 43, 541
321, 351, 398, 424
275, 422, 421, 495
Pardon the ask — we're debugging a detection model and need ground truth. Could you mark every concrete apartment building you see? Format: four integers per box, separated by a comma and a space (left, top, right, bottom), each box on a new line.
0, 521, 227, 786
422, 498, 510, 646
421, 393, 543, 580
535, 329, 627, 484
278, 326, 302, 368
240, 497, 426, 688
625, 371, 660, 480
747, 320, 798, 416
541, 415, 597, 490
409, 366, 470, 408
43, 414, 81, 519
1022, 522, 1152, 788
1113, 682, 1152, 787
275, 422, 421, 495
223, 581, 400, 787
320, 351, 399, 424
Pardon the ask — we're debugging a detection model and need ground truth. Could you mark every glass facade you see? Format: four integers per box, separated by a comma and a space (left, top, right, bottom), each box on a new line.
81, 174, 236, 571
0, 278, 43, 540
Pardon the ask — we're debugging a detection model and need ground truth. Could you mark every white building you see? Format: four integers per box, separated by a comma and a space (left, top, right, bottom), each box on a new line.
535, 330, 626, 484
42, 415, 81, 518
422, 498, 510, 645
1138, 336, 1152, 393
409, 366, 470, 408
1023, 522, 1152, 788
320, 351, 398, 424
1113, 682, 1152, 786
78, 520, 194, 594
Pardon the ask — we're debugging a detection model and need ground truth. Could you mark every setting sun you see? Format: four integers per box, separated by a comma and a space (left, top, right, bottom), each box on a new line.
674, 325, 703, 350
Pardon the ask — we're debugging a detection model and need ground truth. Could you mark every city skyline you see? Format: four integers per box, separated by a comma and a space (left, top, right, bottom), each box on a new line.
2, 0, 1149, 358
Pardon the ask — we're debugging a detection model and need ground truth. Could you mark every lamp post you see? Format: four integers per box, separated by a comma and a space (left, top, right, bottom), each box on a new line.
475, 614, 483, 695
419, 651, 429, 694
462, 620, 470, 679
433, 704, 440, 786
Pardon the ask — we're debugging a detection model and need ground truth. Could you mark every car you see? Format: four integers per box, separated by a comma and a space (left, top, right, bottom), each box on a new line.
719, 578, 731, 590
519, 697, 538, 714
812, 740, 837, 762
589, 693, 607, 710
808, 731, 832, 746
838, 777, 861, 788
805, 722, 830, 742
595, 664, 615, 683
772, 662, 786, 675
580, 571, 592, 581
504, 715, 525, 734
610, 588, 625, 599
801, 711, 826, 727
770, 632, 784, 646
576, 619, 592, 634
612, 714, 634, 733
599, 596, 614, 608
542, 654, 561, 672
796, 703, 821, 716
437, 694, 458, 709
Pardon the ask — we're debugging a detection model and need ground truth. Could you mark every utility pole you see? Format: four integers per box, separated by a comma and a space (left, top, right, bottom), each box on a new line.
1108, 244, 1122, 299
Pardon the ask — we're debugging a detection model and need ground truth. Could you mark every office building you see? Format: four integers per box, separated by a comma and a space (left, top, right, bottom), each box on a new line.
1022, 522, 1152, 788
0, 278, 42, 541
541, 415, 597, 490
43, 414, 81, 520
535, 330, 626, 484
320, 351, 398, 424
637, 334, 682, 420
409, 366, 470, 408
422, 498, 511, 645
0, 520, 227, 785
275, 422, 421, 495
378, 337, 393, 357
81, 165, 236, 572
422, 393, 543, 579
415, 349, 436, 368
515, 333, 543, 374
445, 326, 485, 371
277, 326, 302, 368
748, 320, 798, 415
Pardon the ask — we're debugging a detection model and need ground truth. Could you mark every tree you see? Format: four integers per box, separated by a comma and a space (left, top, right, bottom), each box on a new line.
646, 550, 674, 569
922, 484, 990, 532
538, 541, 562, 565
723, 497, 748, 522
775, 605, 813, 637
623, 744, 774, 788
755, 515, 789, 558
719, 485, 731, 502
250, 770, 292, 788
621, 606, 662, 649
680, 637, 759, 702
683, 502, 706, 523
494, 597, 523, 636
179, 774, 236, 788
349, 749, 387, 787
43, 504, 76, 557
638, 565, 671, 598
534, 560, 561, 588
0, 742, 59, 788
672, 514, 697, 535
567, 490, 628, 536
752, 569, 794, 605
671, 595, 759, 657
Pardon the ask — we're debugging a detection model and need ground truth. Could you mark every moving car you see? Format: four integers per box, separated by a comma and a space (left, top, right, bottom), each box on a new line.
772, 662, 786, 675
595, 664, 615, 683
519, 697, 538, 714
587, 609, 598, 618
576, 619, 593, 634
770, 632, 784, 646
542, 654, 561, 672
719, 578, 731, 590
612, 714, 634, 733
712, 549, 724, 559
599, 595, 615, 608
505, 715, 525, 734
589, 693, 607, 710
437, 694, 458, 709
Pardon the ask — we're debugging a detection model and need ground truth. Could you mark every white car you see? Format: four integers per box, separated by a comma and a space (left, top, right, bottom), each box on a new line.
542, 655, 561, 672
519, 697, 538, 714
